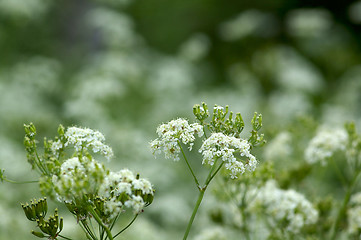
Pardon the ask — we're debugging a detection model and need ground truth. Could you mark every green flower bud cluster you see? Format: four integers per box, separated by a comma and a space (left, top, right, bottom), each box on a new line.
193, 102, 265, 147
22, 198, 48, 221
22, 198, 64, 239
249, 112, 265, 147
24, 123, 39, 171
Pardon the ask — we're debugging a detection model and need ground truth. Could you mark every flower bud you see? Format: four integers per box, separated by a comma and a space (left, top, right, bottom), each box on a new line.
22, 198, 48, 221
57, 124, 65, 136
31, 230, 45, 238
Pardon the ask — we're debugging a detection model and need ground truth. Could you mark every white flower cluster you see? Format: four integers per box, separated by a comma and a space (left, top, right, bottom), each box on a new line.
199, 132, 257, 178
52, 157, 105, 202
99, 169, 154, 218
150, 118, 204, 161
305, 127, 348, 165
52, 157, 154, 218
52, 126, 114, 161
252, 180, 318, 233
347, 192, 361, 235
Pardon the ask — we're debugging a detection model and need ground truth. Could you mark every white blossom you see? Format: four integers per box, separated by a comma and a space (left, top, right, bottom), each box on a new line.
251, 180, 318, 233
125, 195, 145, 214
55, 126, 114, 161
199, 132, 257, 178
305, 127, 348, 165
99, 169, 154, 218
52, 157, 105, 202
150, 118, 204, 161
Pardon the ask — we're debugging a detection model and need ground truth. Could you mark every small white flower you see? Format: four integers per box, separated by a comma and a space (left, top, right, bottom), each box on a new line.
150, 118, 204, 161
125, 195, 145, 214
63, 126, 114, 161
305, 127, 348, 165
52, 157, 105, 202
51, 139, 63, 154
104, 197, 124, 220
133, 178, 153, 195
199, 132, 257, 178
250, 180, 318, 233
98, 168, 154, 217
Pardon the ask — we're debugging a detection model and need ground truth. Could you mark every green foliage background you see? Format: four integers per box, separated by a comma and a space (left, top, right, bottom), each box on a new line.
0, 0, 361, 239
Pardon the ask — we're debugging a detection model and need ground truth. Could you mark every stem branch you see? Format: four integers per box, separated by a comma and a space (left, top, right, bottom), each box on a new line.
113, 214, 138, 238
179, 141, 200, 188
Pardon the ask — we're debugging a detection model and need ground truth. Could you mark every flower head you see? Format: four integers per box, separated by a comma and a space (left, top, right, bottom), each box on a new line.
305, 127, 348, 165
150, 118, 204, 161
52, 126, 114, 161
99, 169, 155, 218
52, 157, 106, 202
199, 132, 257, 178
251, 180, 318, 233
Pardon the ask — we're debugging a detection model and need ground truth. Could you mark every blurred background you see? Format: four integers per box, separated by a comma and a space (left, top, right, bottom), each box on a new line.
0, 0, 361, 239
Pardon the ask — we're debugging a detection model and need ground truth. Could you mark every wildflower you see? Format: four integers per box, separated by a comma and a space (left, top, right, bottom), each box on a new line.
99, 169, 155, 219
150, 118, 204, 161
52, 157, 106, 202
52, 126, 114, 161
251, 180, 318, 233
305, 127, 348, 165
199, 132, 257, 178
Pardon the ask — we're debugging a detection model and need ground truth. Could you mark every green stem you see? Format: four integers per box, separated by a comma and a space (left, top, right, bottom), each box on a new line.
3, 178, 38, 184
58, 234, 74, 240
183, 188, 205, 240
81, 220, 98, 240
183, 159, 223, 240
205, 161, 223, 187
113, 214, 138, 238
87, 206, 113, 240
34, 150, 49, 176
80, 220, 97, 240
329, 170, 361, 240
202, 126, 208, 139
178, 141, 200, 188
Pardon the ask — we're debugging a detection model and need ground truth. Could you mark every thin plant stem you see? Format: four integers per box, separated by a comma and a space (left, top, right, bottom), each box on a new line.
113, 214, 138, 238
3, 178, 38, 184
98, 224, 103, 240
202, 126, 208, 139
204, 158, 219, 186
58, 234, 74, 240
80, 220, 97, 240
109, 213, 120, 231
178, 141, 200, 188
183, 159, 222, 240
205, 161, 224, 187
329, 170, 361, 240
87, 206, 113, 240
183, 188, 205, 240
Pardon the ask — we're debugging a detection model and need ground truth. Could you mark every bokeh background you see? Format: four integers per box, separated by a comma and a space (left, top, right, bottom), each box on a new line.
1, 0, 361, 239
